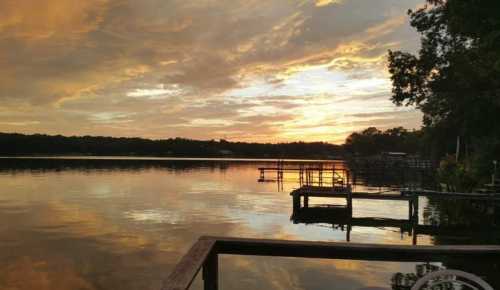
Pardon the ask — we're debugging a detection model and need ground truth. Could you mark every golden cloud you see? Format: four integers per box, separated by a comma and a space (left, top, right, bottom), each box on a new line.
0, 0, 108, 40
315, 0, 342, 7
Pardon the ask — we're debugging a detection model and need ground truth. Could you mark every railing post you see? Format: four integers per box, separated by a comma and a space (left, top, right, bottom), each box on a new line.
413, 195, 419, 221
412, 195, 419, 245
408, 199, 413, 221
346, 184, 353, 215
203, 251, 218, 290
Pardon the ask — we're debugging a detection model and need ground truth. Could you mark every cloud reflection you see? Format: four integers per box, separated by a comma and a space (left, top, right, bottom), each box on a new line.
0, 160, 435, 290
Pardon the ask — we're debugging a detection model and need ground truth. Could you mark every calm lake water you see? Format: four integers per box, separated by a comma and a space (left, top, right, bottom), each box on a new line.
0, 157, 499, 290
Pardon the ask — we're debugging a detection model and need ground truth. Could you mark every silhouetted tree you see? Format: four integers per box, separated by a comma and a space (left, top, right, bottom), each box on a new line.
388, 0, 500, 176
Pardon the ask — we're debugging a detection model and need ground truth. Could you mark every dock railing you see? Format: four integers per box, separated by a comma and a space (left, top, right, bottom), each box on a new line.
162, 236, 500, 290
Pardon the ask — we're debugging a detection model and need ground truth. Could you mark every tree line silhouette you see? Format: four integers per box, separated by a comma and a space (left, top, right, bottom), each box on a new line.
0, 128, 425, 159
344, 127, 423, 156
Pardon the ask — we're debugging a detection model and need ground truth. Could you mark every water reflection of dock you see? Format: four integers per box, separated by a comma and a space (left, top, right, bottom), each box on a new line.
291, 205, 500, 246
291, 206, 415, 243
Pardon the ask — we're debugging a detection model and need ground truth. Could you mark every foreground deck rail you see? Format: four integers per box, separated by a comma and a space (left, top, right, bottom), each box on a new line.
162, 236, 500, 290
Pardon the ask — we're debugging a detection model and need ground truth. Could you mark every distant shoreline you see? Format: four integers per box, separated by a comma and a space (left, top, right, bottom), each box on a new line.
0, 128, 423, 159
0, 156, 344, 162
0, 132, 344, 159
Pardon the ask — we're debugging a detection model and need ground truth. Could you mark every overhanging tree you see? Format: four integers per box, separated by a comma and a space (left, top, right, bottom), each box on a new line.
388, 0, 500, 166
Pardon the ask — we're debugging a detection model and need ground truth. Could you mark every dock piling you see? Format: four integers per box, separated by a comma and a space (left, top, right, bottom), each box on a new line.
293, 193, 301, 212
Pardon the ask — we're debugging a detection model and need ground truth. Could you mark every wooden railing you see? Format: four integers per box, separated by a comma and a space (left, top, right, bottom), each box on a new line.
162, 236, 500, 290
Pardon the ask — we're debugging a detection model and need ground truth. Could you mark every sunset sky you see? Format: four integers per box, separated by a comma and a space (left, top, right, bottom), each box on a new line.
0, 0, 424, 144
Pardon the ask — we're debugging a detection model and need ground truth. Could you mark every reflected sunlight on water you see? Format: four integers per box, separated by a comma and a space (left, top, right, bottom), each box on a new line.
0, 158, 498, 290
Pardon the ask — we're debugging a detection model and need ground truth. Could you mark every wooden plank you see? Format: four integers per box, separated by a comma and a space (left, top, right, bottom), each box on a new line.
292, 188, 500, 201
290, 188, 350, 196
161, 237, 216, 290
403, 190, 500, 200
350, 193, 411, 200
291, 190, 411, 201
212, 236, 500, 262
298, 185, 348, 192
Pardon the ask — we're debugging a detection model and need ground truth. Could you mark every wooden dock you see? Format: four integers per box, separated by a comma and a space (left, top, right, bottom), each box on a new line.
290, 185, 419, 222
291, 186, 500, 219
258, 161, 349, 187
256, 159, 436, 189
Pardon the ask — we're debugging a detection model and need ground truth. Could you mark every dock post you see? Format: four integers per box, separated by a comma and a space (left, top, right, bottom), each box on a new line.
293, 193, 301, 211
299, 165, 304, 185
412, 228, 417, 245
203, 251, 218, 290
412, 210, 418, 245
408, 199, 413, 221
319, 163, 323, 187
413, 195, 419, 221
347, 186, 353, 215
408, 199, 413, 222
